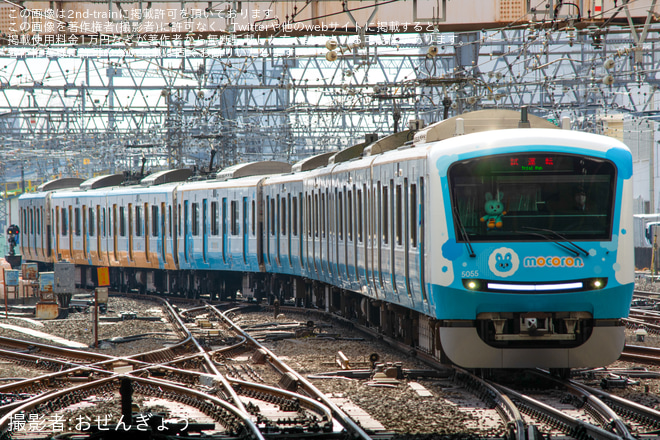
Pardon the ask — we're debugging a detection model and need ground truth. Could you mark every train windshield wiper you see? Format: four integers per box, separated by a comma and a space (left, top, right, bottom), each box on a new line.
515, 230, 580, 257
521, 226, 589, 257
452, 206, 476, 258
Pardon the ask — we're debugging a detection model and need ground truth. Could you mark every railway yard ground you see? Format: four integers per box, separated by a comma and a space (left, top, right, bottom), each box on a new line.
2, 278, 660, 439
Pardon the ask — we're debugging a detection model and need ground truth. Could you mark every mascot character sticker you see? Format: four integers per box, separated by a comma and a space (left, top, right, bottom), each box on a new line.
480, 192, 506, 230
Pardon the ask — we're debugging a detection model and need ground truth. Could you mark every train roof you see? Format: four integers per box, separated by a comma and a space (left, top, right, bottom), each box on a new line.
413, 109, 558, 145
140, 169, 192, 186
80, 173, 125, 190
215, 161, 291, 181
292, 152, 335, 172
36, 177, 85, 192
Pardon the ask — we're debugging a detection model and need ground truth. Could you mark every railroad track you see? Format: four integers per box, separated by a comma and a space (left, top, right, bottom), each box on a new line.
6, 296, 660, 439
0, 296, 372, 439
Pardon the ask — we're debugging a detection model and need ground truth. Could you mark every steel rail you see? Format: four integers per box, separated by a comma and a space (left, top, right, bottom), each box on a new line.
452, 368, 526, 440
530, 370, 636, 440
493, 382, 623, 440
209, 304, 373, 439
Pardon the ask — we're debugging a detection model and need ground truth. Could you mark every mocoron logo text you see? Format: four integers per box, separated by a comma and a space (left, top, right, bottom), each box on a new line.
523, 256, 584, 268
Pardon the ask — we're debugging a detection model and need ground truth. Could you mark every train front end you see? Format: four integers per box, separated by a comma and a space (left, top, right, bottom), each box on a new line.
430, 128, 634, 369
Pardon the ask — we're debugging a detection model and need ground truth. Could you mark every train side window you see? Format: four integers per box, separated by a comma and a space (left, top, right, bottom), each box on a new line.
410, 183, 417, 248
357, 189, 363, 243
251, 199, 256, 236
222, 197, 227, 238
382, 186, 388, 244
168, 206, 173, 237
101, 207, 106, 237
231, 200, 239, 236
89, 207, 95, 237
270, 197, 276, 237
338, 191, 343, 240
75, 207, 81, 236
211, 201, 219, 235
347, 189, 353, 241
29, 208, 34, 235
192, 202, 199, 236
178, 204, 182, 236
396, 184, 402, 246
314, 193, 319, 238
322, 192, 326, 238
136, 206, 143, 237
120, 207, 126, 237
280, 197, 286, 236
152, 205, 158, 237
62, 208, 68, 236
292, 196, 298, 236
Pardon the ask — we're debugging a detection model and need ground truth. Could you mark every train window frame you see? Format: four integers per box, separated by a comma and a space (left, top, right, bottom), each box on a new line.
119, 206, 126, 237
62, 207, 68, 236
270, 197, 275, 237
211, 201, 219, 236
396, 184, 402, 246
75, 207, 81, 237
382, 185, 388, 245
322, 192, 326, 239
338, 191, 344, 241
347, 189, 353, 242
89, 207, 95, 237
152, 205, 159, 237
357, 188, 363, 243
313, 193, 320, 238
410, 182, 418, 248
448, 152, 617, 242
136, 205, 143, 237
192, 202, 199, 236
251, 199, 256, 236
231, 199, 239, 236
280, 196, 286, 236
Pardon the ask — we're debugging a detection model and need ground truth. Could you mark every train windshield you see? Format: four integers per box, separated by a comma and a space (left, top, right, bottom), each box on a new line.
448, 153, 615, 242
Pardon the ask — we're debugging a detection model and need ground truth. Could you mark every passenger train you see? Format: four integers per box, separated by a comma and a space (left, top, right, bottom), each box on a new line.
18, 109, 634, 369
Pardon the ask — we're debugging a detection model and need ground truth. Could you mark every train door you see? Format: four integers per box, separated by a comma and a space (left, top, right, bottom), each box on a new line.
378, 173, 394, 299
222, 197, 228, 266
82, 204, 88, 261
286, 194, 292, 269
203, 198, 208, 264
314, 191, 321, 277
356, 182, 368, 292
55, 206, 61, 259
95, 206, 102, 265
68, 205, 73, 261
298, 192, 304, 270
276, 194, 281, 267
407, 171, 429, 311
243, 196, 248, 265
144, 202, 150, 264
368, 181, 379, 298
38, 206, 43, 259
112, 204, 118, 263
160, 202, 166, 265
183, 200, 189, 264
402, 176, 413, 303
347, 184, 356, 286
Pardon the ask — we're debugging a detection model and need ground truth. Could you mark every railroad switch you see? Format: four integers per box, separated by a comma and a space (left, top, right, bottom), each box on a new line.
600, 373, 639, 389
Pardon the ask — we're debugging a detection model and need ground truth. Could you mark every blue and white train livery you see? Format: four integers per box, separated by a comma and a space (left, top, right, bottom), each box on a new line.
19, 109, 634, 369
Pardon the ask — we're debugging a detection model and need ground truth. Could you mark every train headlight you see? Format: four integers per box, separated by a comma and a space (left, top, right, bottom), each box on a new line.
590, 278, 606, 290
464, 280, 480, 290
